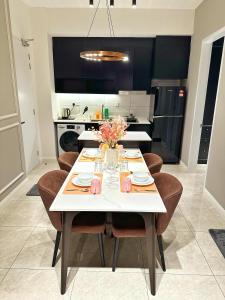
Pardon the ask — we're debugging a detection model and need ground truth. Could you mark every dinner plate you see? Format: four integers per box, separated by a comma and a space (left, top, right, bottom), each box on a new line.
129, 174, 154, 186
82, 149, 98, 158
72, 175, 99, 187
124, 150, 142, 159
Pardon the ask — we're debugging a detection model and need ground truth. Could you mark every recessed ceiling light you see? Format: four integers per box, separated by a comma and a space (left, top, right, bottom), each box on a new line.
132, 0, 136, 8
89, 0, 94, 7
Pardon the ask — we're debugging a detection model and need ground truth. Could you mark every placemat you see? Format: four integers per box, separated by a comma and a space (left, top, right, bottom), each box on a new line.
120, 172, 157, 193
63, 173, 103, 195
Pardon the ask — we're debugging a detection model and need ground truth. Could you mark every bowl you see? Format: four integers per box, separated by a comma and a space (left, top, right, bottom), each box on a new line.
77, 173, 94, 184
133, 172, 150, 183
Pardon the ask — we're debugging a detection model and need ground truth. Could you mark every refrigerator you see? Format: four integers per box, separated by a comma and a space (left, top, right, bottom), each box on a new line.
150, 85, 186, 163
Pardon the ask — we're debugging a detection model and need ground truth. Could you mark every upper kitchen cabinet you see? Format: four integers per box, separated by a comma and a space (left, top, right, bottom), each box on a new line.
52, 37, 154, 94
153, 36, 191, 79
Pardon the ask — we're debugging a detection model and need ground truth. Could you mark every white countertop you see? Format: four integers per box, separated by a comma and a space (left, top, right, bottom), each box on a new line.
78, 130, 152, 142
50, 148, 166, 213
53, 117, 151, 125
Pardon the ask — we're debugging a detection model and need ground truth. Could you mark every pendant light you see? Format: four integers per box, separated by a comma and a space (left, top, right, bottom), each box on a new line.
80, 0, 129, 62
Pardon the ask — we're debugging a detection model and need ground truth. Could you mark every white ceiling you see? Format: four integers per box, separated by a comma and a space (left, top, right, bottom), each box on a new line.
22, 0, 204, 10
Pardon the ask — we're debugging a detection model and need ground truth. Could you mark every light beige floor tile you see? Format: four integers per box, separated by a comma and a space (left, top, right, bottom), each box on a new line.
12, 228, 81, 269
166, 207, 190, 232
146, 274, 224, 300
215, 276, 225, 297
70, 270, 148, 300
143, 231, 212, 275
36, 210, 55, 229
0, 269, 72, 300
0, 200, 44, 226
195, 232, 225, 276
0, 227, 33, 268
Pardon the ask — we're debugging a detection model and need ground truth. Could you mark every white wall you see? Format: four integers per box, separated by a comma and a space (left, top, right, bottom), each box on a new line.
28, 7, 194, 158
181, 0, 225, 208
9, 0, 41, 163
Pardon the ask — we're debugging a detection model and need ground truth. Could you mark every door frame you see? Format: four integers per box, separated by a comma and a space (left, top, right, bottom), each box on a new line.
188, 27, 225, 170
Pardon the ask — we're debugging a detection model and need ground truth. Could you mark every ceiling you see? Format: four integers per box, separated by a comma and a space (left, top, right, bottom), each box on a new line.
22, 0, 204, 9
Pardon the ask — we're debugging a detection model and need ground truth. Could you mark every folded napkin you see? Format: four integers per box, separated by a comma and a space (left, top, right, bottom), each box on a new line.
120, 172, 157, 193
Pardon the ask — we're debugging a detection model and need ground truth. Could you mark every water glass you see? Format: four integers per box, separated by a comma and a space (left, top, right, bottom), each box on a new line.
95, 159, 103, 173
120, 160, 129, 172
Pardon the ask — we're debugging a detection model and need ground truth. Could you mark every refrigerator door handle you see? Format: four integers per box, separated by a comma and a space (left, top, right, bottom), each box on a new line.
153, 115, 183, 119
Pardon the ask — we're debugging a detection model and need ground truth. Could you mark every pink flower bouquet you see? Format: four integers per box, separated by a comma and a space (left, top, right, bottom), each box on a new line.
95, 116, 128, 148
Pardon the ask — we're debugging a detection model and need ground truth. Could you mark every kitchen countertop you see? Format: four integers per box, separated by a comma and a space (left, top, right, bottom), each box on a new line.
53, 117, 151, 125
78, 130, 152, 142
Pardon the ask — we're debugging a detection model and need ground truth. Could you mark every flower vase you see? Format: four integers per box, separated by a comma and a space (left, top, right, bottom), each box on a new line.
105, 147, 119, 171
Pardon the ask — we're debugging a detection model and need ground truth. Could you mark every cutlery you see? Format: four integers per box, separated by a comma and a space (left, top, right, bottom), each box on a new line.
134, 188, 155, 192
66, 188, 89, 192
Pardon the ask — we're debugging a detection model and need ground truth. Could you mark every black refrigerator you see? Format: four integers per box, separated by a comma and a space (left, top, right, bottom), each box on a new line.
150, 86, 186, 163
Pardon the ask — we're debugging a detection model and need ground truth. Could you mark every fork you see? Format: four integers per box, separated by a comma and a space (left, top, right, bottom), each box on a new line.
66, 188, 89, 192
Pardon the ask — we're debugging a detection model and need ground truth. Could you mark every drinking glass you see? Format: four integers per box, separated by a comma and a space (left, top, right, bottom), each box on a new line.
94, 159, 103, 173
120, 160, 129, 172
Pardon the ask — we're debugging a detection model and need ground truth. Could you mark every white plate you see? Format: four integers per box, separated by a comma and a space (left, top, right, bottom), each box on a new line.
72, 175, 99, 187
82, 149, 98, 158
125, 150, 141, 159
129, 174, 154, 186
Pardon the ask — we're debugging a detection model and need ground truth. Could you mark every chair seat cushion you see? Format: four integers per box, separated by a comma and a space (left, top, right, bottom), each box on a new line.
112, 213, 146, 237
71, 212, 105, 234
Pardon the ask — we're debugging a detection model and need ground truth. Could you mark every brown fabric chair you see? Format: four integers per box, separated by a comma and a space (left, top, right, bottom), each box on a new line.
111, 172, 183, 272
143, 153, 163, 174
37, 170, 106, 267
57, 152, 79, 172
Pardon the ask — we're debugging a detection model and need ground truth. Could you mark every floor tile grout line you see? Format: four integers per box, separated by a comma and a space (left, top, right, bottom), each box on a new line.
193, 232, 225, 297
214, 275, 225, 298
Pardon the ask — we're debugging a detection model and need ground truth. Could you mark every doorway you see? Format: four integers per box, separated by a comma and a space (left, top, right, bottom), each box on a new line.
198, 37, 224, 164
13, 37, 40, 173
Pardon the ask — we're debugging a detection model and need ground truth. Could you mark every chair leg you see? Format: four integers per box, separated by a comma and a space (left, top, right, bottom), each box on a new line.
52, 231, 61, 267
98, 233, 105, 267
112, 237, 120, 272
157, 235, 166, 271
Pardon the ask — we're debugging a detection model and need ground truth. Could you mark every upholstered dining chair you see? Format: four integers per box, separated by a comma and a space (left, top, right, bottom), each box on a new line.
38, 170, 106, 267
57, 152, 79, 172
111, 172, 183, 272
143, 153, 163, 174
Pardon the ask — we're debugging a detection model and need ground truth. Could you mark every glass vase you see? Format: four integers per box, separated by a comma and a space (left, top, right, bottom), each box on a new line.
105, 147, 119, 171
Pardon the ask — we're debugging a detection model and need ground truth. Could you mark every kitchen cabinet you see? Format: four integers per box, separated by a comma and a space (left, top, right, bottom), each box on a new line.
153, 36, 191, 79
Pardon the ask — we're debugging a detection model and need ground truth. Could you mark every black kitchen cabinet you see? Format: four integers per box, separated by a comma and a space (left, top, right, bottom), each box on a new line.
153, 36, 191, 79
53, 37, 154, 94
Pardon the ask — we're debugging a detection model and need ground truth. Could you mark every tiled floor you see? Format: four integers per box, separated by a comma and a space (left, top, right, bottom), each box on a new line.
0, 161, 225, 299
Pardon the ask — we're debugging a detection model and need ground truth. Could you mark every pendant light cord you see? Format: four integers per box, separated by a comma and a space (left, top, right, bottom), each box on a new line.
87, 0, 115, 37
87, 0, 101, 37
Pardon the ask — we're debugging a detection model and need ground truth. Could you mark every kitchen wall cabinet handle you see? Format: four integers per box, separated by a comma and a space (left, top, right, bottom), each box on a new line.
20, 121, 25, 125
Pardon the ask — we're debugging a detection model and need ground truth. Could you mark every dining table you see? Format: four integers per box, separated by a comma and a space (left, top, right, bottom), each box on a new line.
50, 148, 166, 295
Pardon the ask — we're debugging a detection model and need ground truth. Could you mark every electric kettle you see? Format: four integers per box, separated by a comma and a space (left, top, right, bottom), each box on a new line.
62, 107, 71, 119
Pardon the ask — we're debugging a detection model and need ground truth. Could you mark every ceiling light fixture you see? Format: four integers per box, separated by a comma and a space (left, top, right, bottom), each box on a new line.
89, 0, 94, 7
110, 0, 114, 7
80, 0, 129, 62
132, 0, 136, 8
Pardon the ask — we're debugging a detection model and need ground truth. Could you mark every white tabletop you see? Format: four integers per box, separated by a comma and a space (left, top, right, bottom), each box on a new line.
50, 149, 166, 213
78, 131, 152, 142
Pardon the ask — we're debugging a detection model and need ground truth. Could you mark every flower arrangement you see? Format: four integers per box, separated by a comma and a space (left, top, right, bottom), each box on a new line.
95, 116, 128, 148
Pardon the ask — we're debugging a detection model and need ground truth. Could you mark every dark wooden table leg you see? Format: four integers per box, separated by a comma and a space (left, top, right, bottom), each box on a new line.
61, 211, 78, 295
141, 212, 156, 296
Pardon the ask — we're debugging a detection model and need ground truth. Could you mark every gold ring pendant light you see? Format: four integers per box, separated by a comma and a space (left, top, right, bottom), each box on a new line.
80, 0, 129, 62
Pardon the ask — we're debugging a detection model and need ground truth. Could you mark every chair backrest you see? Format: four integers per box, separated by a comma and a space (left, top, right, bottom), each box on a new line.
37, 170, 68, 231
143, 153, 163, 174
153, 172, 183, 235
57, 151, 79, 172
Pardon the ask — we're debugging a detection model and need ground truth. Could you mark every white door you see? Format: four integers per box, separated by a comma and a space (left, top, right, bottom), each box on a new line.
13, 37, 40, 173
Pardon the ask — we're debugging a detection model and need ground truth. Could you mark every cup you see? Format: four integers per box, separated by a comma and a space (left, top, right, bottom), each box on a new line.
121, 177, 131, 193
120, 160, 129, 172
95, 159, 103, 173
90, 178, 101, 194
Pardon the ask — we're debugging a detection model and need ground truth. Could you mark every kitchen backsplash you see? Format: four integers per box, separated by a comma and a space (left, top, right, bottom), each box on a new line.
55, 93, 151, 119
